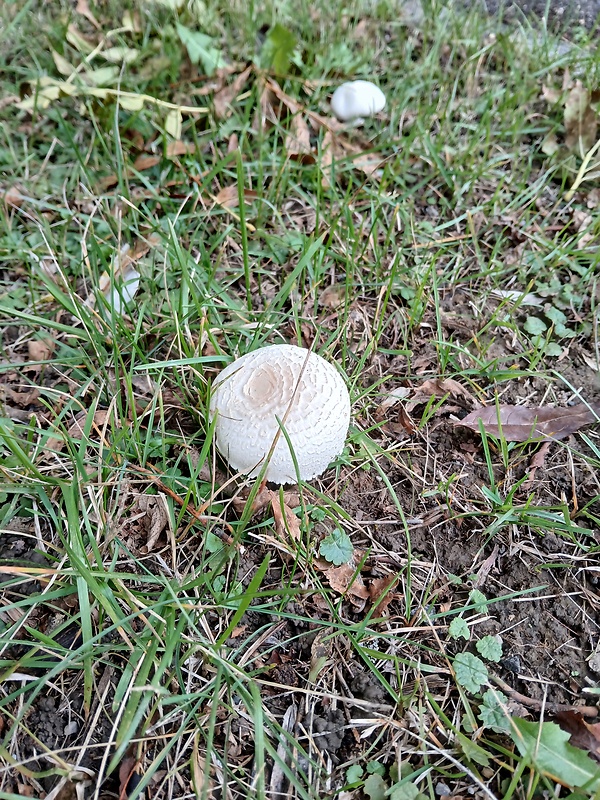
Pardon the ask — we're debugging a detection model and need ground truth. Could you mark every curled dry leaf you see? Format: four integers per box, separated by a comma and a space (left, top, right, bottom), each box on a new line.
368, 574, 398, 615
213, 184, 259, 210
28, 336, 56, 363
1, 186, 25, 208
455, 402, 600, 442
315, 557, 369, 610
564, 80, 598, 154
285, 114, 314, 163
93, 233, 159, 314
270, 494, 302, 542
213, 66, 252, 119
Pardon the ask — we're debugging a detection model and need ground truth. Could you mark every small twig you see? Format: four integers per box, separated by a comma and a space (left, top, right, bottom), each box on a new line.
491, 675, 598, 718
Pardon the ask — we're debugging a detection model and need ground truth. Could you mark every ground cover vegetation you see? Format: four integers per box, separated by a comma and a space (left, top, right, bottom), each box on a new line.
1, 0, 600, 797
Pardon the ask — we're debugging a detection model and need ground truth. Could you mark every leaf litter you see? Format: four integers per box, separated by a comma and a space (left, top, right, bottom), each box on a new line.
455, 402, 600, 442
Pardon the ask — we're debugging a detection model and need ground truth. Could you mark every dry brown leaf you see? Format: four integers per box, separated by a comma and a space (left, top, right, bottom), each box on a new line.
76, 0, 100, 27
213, 66, 252, 119
564, 80, 598, 154
352, 151, 384, 179
368, 574, 398, 615
213, 184, 259, 210
138, 493, 170, 553
405, 377, 480, 412
320, 129, 338, 188
285, 114, 315, 163
555, 711, 600, 763
43, 409, 112, 456
227, 132, 239, 153
316, 558, 369, 609
28, 337, 55, 363
270, 494, 301, 542
0, 385, 40, 407
1, 186, 25, 208
455, 402, 600, 442
165, 140, 197, 158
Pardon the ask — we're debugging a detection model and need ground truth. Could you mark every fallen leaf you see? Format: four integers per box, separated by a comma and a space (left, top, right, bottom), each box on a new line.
76, 0, 100, 28
213, 184, 259, 210
213, 66, 252, 118
94, 233, 159, 313
455, 402, 600, 442
138, 493, 170, 553
404, 377, 480, 412
368, 574, 398, 615
555, 711, 600, 763
270, 494, 302, 542
309, 627, 333, 681
1, 186, 25, 208
285, 114, 314, 163
316, 558, 369, 609
165, 140, 197, 157
28, 337, 55, 363
564, 80, 598, 154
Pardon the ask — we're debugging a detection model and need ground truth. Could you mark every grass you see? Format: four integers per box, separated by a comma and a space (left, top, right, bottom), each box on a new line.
1, 0, 600, 797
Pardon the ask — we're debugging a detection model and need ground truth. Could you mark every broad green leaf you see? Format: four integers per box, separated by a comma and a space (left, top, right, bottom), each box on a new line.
364, 773, 387, 800
454, 652, 489, 693
449, 617, 469, 641
346, 764, 363, 783
524, 316, 547, 335
476, 635, 503, 662
176, 23, 224, 75
261, 23, 296, 75
456, 731, 490, 767
511, 718, 600, 791
367, 761, 386, 776
388, 783, 426, 800
319, 528, 354, 565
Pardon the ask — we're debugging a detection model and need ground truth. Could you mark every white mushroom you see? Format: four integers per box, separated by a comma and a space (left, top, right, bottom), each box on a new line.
209, 344, 351, 484
330, 80, 386, 123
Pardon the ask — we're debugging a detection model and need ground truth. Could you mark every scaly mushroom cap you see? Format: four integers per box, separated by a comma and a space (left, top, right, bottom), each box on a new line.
330, 80, 386, 122
209, 344, 351, 484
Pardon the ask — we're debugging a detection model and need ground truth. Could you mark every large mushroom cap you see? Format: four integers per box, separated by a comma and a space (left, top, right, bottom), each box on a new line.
209, 344, 351, 484
330, 80, 386, 122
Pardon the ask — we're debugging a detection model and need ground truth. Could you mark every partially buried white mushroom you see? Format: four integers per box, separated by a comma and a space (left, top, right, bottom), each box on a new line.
330, 80, 386, 123
209, 344, 351, 484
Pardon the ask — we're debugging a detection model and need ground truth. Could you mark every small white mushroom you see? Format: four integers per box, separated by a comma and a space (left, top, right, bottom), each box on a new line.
330, 80, 386, 123
209, 344, 351, 484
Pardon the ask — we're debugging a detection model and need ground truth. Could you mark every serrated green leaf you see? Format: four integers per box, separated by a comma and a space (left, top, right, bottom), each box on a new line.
367, 761, 386, 776
364, 773, 387, 800
261, 23, 296, 75
449, 617, 470, 641
319, 528, 354, 565
454, 652, 489, 693
476, 635, 503, 662
478, 689, 511, 732
511, 718, 600, 791
176, 23, 224, 76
